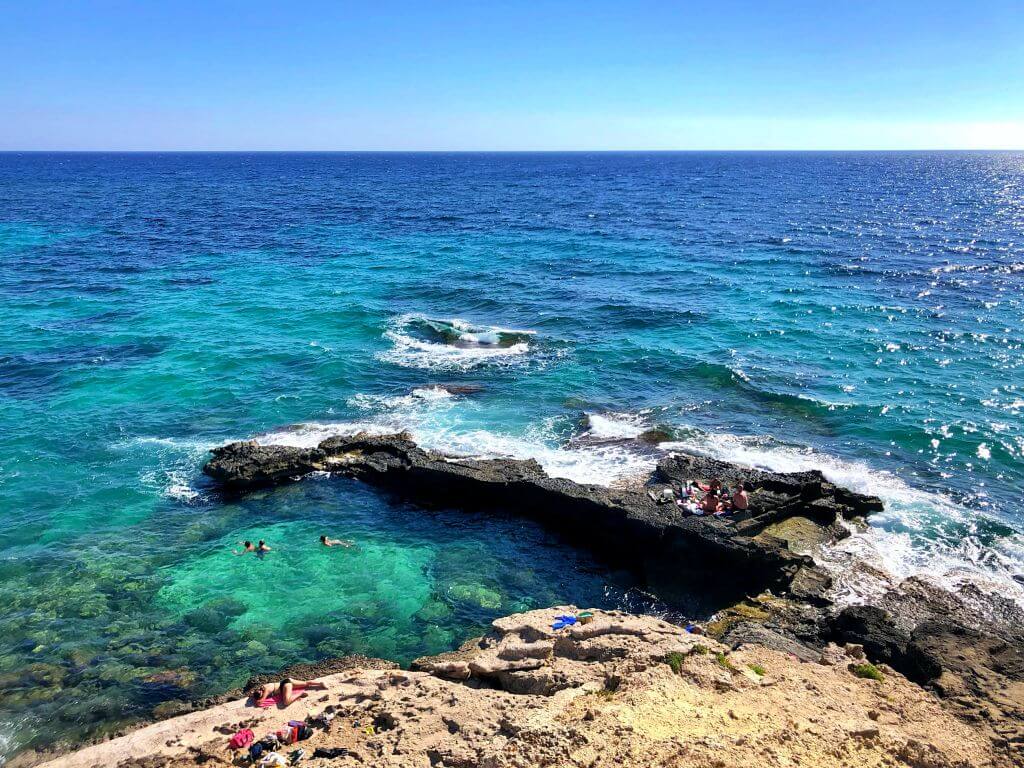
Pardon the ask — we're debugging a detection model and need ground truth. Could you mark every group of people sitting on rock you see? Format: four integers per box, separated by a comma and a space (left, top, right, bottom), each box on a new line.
676, 478, 751, 517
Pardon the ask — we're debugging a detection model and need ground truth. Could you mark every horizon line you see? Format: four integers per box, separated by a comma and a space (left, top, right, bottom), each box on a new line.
1, 148, 1023, 154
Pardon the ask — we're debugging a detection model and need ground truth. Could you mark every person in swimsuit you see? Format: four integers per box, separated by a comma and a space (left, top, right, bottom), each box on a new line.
251, 678, 327, 707
320, 535, 353, 548
701, 490, 722, 515
732, 482, 751, 512
233, 541, 256, 556
256, 540, 271, 558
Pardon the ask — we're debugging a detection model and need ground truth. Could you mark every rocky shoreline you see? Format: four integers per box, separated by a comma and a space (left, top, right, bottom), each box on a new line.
15, 431, 1021, 766
201, 431, 1024, 759
29, 607, 1015, 768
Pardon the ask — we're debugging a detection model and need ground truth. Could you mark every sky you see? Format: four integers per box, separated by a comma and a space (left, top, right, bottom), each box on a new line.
1, 0, 1022, 151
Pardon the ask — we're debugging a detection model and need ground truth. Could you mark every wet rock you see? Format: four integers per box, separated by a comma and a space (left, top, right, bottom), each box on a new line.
637, 428, 673, 445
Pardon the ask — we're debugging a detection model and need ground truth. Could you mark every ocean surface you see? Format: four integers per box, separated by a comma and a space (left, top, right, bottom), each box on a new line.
1, 151, 1022, 759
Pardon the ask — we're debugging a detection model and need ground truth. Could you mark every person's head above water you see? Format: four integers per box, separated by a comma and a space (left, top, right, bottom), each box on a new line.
319, 535, 327, 543
243, 540, 253, 549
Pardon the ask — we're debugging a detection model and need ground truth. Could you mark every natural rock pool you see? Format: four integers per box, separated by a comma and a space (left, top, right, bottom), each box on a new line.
0, 476, 660, 757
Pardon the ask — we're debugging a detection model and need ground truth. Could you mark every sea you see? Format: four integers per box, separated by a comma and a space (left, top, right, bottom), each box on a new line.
1, 151, 1022, 759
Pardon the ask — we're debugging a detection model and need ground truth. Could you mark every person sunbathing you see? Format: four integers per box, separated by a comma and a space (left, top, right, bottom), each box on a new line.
250, 678, 327, 707
701, 491, 723, 515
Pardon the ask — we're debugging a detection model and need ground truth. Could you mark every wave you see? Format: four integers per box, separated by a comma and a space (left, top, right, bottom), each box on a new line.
116, 436, 217, 503
683, 359, 882, 415
260, 393, 655, 486
662, 430, 1024, 610
580, 412, 647, 440
376, 315, 535, 371
258, 419, 654, 485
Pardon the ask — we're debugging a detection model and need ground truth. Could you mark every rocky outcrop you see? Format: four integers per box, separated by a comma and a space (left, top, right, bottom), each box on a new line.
200, 432, 1024, 759
203, 432, 882, 602
828, 581, 1024, 751
33, 607, 1010, 768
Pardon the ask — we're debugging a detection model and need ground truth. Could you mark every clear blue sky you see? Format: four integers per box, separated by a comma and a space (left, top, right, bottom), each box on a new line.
2, 0, 1022, 150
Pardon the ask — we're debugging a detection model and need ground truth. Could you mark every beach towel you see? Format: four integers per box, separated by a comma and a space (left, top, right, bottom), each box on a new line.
229, 728, 254, 749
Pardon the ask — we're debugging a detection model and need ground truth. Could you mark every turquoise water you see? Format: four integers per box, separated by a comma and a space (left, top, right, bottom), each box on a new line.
1, 151, 1023, 758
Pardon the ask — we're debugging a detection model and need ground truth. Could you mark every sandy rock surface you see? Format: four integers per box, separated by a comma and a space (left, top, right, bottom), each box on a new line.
34, 607, 1008, 768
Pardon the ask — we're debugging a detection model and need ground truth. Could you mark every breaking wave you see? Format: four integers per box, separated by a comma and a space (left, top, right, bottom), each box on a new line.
376, 315, 535, 371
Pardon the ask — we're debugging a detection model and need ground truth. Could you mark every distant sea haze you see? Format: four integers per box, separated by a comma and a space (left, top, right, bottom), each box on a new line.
0, 151, 1021, 758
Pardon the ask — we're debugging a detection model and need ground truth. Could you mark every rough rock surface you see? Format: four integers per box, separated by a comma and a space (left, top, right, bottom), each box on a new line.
34, 608, 1009, 768
203, 432, 882, 601
828, 583, 1024, 751
200, 432, 1024, 761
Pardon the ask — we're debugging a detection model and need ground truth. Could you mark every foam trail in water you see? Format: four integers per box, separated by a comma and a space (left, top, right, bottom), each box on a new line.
117, 436, 217, 503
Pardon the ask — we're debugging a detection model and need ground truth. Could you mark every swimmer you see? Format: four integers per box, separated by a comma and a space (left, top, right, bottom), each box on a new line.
320, 535, 354, 548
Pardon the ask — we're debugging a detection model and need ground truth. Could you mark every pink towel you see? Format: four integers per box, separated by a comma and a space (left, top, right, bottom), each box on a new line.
257, 695, 279, 708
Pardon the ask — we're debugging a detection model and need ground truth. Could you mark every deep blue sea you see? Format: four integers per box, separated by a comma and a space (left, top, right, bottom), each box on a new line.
1, 151, 1022, 759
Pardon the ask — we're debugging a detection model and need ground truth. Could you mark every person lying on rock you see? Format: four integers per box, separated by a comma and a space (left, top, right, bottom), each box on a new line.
320, 535, 354, 548
250, 678, 327, 707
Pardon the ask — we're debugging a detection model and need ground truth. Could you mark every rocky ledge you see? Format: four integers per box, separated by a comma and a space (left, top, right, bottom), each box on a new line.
203, 431, 882, 603
34, 607, 1010, 768
201, 432, 1024, 759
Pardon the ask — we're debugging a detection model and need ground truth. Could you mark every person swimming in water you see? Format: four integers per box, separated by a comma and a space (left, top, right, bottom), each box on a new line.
256, 540, 271, 558
320, 535, 353, 548
233, 540, 256, 556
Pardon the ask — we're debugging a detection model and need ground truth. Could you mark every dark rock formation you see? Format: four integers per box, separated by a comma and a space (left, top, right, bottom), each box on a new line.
204, 432, 883, 606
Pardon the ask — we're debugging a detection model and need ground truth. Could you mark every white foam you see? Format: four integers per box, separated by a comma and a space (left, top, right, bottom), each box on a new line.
663, 430, 1024, 608
348, 386, 455, 412
376, 314, 534, 371
379, 330, 530, 371
582, 412, 646, 440
255, 421, 396, 449
415, 423, 654, 485
257, 413, 653, 486
117, 436, 217, 503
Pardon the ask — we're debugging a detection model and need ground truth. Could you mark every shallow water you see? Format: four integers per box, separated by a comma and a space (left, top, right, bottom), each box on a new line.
1, 151, 1023, 758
